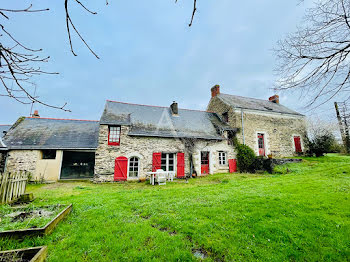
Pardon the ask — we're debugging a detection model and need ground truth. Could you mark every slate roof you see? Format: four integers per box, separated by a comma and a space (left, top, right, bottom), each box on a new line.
3, 118, 100, 150
100, 101, 234, 140
217, 93, 304, 116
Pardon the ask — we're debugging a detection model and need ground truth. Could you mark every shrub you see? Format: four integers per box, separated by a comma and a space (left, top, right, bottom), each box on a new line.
329, 141, 343, 153
234, 139, 274, 173
235, 142, 257, 173
306, 131, 336, 157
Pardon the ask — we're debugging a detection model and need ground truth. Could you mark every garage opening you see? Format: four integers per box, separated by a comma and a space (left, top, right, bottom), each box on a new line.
60, 151, 95, 179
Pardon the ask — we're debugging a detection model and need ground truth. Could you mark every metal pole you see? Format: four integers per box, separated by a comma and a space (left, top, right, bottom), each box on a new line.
335, 102, 349, 153
241, 109, 245, 145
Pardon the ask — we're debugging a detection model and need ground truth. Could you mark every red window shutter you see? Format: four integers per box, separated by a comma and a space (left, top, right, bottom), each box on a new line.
228, 159, 237, 173
177, 152, 185, 178
152, 152, 161, 172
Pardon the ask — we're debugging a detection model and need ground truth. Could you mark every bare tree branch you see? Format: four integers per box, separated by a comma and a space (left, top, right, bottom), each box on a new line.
175, 0, 197, 27
275, 0, 350, 108
0, 0, 199, 112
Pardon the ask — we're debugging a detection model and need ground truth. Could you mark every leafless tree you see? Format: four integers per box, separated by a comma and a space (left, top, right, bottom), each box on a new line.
0, 1, 197, 111
275, 0, 350, 108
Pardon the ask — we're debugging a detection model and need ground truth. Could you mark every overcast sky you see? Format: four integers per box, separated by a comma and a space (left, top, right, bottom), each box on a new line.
2, 0, 337, 125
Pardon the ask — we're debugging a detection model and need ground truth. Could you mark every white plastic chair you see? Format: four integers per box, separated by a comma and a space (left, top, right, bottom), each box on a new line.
155, 169, 167, 185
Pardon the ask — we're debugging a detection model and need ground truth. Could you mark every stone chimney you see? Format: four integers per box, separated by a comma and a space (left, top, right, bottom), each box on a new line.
211, 85, 220, 97
32, 110, 40, 117
170, 101, 178, 115
269, 95, 279, 104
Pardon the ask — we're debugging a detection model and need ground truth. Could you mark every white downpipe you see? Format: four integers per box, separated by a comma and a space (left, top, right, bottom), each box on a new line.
241, 109, 245, 145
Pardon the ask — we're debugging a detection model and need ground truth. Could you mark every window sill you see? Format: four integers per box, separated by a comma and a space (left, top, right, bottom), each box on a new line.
108, 143, 120, 146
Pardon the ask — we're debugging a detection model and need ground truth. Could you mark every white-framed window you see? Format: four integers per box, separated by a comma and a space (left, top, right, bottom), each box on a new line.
161, 153, 175, 171
128, 157, 139, 177
218, 151, 227, 165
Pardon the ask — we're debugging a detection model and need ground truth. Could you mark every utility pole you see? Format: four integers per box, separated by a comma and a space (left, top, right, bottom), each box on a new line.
335, 102, 350, 153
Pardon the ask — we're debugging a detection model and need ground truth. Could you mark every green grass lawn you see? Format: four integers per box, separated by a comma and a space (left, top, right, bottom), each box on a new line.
0, 154, 349, 261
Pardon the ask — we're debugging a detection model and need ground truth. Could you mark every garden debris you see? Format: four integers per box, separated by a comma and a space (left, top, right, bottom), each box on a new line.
6, 209, 54, 222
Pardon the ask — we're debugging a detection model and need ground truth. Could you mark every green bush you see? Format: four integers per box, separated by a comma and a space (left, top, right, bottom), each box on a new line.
234, 139, 274, 173
306, 131, 337, 157
235, 142, 257, 173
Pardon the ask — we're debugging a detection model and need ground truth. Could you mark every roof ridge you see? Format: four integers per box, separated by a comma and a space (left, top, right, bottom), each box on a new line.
107, 100, 168, 109
218, 93, 303, 116
106, 100, 215, 113
26, 117, 99, 122
219, 93, 273, 103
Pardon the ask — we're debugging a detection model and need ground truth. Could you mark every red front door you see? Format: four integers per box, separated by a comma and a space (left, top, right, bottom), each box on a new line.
258, 133, 265, 156
201, 152, 209, 175
114, 156, 128, 181
177, 152, 185, 178
294, 136, 302, 153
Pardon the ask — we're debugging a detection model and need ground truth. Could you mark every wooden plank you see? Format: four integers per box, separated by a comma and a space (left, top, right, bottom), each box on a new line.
0, 246, 48, 262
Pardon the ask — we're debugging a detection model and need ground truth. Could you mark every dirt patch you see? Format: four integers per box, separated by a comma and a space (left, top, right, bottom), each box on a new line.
7, 209, 54, 223
0, 252, 29, 262
169, 230, 177, 236
192, 248, 208, 260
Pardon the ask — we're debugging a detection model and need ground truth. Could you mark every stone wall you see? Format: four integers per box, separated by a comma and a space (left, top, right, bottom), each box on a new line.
94, 125, 236, 182
208, 96, 307, 157
5, 150, 38, 175
0, 152, 7, 173
5, 150, 64, 181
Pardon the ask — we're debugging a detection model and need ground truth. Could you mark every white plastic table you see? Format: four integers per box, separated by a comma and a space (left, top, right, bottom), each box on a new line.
147, 171, 176, 185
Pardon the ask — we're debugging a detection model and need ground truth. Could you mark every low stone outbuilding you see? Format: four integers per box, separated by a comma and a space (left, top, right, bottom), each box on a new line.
3, 117, 99, 181
207, 85, 307, 157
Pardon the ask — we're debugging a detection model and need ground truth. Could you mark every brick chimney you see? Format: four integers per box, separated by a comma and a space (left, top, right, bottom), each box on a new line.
170, 101, 178, 115
269, 95, 279, 104
32, 110, 40, 117
211, 85, 220, 97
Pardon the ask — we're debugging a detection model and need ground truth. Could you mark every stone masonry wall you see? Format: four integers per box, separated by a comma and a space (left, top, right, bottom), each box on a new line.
5, 150, 37, 175
208, 96, 307, 157
94, 125, 236, 182
0, 152, 7, 173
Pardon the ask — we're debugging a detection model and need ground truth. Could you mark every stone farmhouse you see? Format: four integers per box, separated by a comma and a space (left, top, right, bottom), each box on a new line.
208, 85, 306, 157
1, 85, 306, 182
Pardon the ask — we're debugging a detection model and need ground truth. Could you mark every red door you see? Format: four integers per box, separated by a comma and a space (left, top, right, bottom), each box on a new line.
201, 152, 209, 175
114, 156, 128, 181
228, 159, 237, 173
294, 136, 302, 153
177, 152, 185, 178
258, 133, 265, 156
